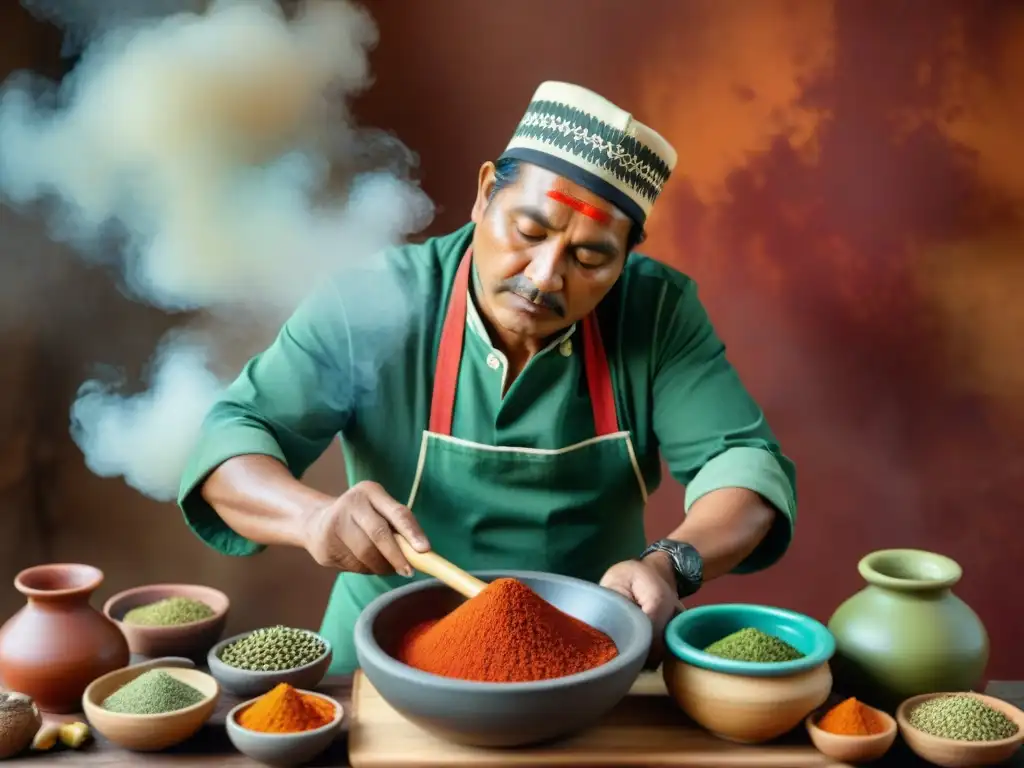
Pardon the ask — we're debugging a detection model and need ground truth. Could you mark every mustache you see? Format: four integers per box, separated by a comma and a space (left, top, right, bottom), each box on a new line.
497, 276, 566, 317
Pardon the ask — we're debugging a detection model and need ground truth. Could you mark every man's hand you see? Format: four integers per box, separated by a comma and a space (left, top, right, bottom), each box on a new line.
301, 481, 430, 576
600, 557, 682, 667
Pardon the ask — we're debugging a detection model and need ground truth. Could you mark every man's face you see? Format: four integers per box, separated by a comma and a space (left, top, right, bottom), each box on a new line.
469, 162, 633, 341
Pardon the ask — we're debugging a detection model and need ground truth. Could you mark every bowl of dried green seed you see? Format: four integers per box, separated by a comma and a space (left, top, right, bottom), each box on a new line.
896, 692, 1024, 767
104, 584, 229, 660
662, 603, 836, 743
208, 626, 332, 697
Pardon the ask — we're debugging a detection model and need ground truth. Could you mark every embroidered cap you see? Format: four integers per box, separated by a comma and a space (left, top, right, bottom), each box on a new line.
499, 81, 677, 227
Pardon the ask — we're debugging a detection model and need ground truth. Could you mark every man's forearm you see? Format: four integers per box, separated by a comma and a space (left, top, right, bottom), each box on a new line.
200, 454, 332, 549
648, 487, 776, 584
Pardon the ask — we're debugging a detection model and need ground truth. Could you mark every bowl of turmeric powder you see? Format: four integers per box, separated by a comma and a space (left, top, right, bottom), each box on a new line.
226, 683, 344, 767
353, 570, 652, 747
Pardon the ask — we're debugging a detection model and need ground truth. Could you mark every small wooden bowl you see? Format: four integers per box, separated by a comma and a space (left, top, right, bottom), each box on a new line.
896, 692, 1024, 768
662, 604, 836, 744
82, 658, 219, 751
805, 703, 897, 763
104, 584, 229, 660
663, 656, 833, 744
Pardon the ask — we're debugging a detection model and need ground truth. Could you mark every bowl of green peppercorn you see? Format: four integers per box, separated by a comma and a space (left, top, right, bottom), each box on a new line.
208, 626, 332, 697
896, 692, 1024, 767
104, 584, 229, 661
662, 603, 836, 744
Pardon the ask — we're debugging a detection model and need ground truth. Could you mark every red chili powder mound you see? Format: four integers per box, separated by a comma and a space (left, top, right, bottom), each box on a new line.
396, 578, 618, 683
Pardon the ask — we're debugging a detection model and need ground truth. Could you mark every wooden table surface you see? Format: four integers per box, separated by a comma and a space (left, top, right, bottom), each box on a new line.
8, 679, 1024, 766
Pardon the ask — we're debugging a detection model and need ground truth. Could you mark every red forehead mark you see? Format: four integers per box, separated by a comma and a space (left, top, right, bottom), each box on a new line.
546, 189, 612, 224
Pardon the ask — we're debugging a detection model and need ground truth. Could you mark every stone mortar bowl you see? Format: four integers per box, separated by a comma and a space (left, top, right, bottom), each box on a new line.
354, 570, 652, 748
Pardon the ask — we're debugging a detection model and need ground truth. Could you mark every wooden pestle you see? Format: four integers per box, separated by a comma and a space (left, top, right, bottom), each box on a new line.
395, 535, 487, 599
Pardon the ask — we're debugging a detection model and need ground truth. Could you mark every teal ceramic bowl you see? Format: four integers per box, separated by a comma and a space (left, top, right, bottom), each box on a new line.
665, 603, 835, 678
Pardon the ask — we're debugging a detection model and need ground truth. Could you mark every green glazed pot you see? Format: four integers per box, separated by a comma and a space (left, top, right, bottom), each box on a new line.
827, 549, 989, 711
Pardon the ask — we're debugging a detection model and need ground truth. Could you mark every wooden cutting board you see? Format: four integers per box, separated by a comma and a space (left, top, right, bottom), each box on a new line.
348, 671, 850, 767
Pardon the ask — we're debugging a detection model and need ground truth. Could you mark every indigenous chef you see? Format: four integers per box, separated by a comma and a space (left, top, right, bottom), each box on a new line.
178, 82, 797, 674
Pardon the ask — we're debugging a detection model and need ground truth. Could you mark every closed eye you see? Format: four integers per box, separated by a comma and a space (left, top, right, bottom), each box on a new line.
515, 221, 546, 242
574, 250, 611, 269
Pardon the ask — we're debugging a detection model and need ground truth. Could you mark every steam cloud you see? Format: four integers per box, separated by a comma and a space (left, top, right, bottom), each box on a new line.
0, 0, 434, 500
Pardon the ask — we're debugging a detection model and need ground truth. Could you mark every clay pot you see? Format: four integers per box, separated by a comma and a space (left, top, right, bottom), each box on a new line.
0, 564, 130, 713
827, 549, 989, 711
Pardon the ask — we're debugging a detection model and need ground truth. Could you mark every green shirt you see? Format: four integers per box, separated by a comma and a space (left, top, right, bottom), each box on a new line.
178, 222, 797, 573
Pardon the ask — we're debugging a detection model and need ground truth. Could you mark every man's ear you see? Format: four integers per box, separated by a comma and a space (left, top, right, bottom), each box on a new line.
471, 161, 497, 224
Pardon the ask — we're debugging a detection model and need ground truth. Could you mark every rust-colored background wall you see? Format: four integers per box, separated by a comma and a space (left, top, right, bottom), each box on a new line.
1, 0, 1021, 677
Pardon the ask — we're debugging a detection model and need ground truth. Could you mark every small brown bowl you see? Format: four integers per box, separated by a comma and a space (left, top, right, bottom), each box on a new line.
104, 584, 229, 660
896, 692, 1024, 768
82, 658, 219, 751
662, 656, 833, 744
805, 702, 897, 763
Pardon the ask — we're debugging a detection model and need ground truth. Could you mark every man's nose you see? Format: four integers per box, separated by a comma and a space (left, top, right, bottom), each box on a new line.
523, 243, 565, 293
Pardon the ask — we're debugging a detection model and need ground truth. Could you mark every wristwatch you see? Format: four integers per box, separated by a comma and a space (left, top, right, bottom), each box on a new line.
639, 539, 704, 599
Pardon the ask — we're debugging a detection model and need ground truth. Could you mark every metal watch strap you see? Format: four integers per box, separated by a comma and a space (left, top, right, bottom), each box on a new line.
639, 539, 704, 599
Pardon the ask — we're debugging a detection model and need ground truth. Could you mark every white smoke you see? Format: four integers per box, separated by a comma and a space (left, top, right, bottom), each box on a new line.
70, 334, 222, 499
20, 0, 209, 57
0, 0, 434, 501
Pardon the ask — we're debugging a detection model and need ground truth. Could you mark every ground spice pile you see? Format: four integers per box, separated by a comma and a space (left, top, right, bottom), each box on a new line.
908, 695, 1019, 741
818, 697, 887, 736
101, 670, 205, 714
123, 597, 214, 626
236, 683, 335, 734
397, 578, 618, 683
703, 627, 804, 663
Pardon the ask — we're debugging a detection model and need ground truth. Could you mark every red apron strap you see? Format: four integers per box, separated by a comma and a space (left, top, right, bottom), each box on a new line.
428, 249, 472, 435
581, 312, 620, 436
428, 248, 621, 437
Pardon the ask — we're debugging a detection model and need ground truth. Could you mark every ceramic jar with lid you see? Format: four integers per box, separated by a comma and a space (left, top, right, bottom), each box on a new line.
0, 564, 130, 713
827, 549, 988, 711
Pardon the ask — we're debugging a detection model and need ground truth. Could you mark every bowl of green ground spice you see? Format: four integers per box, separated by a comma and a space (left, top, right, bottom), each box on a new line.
104, 584, 229, 660
82, 658, 219, 751
897, 692, 1024, 767
208, 626, 332, 697
662, 604, 836, 743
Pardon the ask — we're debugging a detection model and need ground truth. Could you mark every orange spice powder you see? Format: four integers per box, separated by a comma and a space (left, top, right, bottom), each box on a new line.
818, 697, 886, 736
236, 682, 335, 734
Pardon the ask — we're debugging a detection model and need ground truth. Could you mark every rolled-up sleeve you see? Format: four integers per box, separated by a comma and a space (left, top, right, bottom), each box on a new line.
177, 279, 354, 557
651, 278, 797, 573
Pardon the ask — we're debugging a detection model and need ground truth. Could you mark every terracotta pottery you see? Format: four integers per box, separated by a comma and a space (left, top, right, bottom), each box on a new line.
103, 583, 230, 660
0, 564, 130, 713
662, 656, 833, 744
805, 703, 897, 763
82, 658, 220, 752
896, 692, 1024, 768
827, 549, 989, 711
